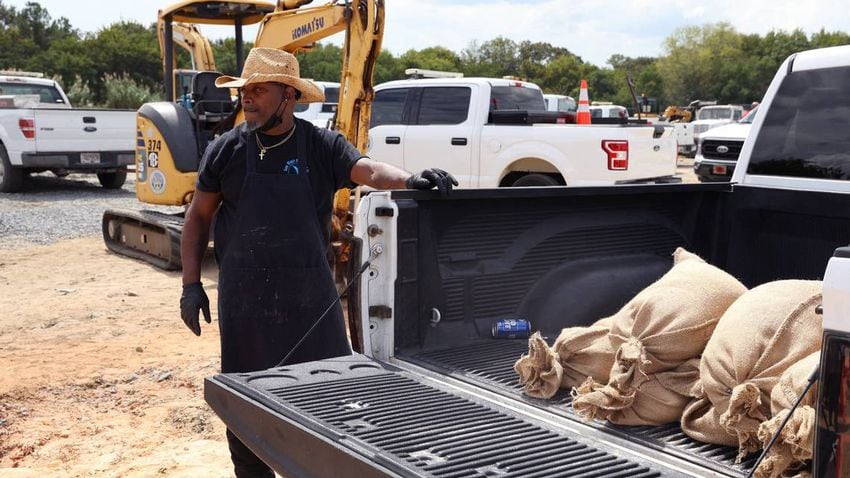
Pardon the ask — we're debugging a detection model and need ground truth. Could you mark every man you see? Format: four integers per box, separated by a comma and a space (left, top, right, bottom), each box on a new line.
179, 47, 456, 478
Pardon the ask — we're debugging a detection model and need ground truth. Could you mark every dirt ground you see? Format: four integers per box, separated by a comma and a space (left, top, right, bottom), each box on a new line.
0, 160, 698, 477
0, 237, 233, 477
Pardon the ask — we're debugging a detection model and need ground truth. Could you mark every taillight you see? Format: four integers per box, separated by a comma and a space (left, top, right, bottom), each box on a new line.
602, 140, 628, 170
18, 118, 35, 139
814, 332, 850, 477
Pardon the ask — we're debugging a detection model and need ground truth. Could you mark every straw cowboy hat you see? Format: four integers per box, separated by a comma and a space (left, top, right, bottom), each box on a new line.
215, 47, 324, 104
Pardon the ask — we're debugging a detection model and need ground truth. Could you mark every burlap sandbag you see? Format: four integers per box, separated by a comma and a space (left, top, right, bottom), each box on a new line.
572, 247, 746, 425
514, 317, 614, 399
572, 358, 701, 425
753, 352, 820, 478
681, 280, 822, 463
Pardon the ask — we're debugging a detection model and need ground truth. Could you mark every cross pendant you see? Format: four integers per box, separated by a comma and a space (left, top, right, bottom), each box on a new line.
259, 148, 266, 160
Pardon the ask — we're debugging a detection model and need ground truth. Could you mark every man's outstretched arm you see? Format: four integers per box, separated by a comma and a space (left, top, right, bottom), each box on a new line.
350, 158, 458, 194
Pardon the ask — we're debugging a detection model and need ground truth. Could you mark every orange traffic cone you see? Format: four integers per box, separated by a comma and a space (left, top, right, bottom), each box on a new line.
576, 79, 591, 125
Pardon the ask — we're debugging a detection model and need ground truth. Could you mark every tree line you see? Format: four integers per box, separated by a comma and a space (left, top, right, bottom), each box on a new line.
1, 1, 848, 110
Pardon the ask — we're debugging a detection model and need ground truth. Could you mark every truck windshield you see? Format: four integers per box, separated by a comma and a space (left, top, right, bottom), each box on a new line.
748, 65, 850, 180
698, 108, 732, 120
0, 82, 64, 104
490, 85, 545, 111
740, 105, 758, 123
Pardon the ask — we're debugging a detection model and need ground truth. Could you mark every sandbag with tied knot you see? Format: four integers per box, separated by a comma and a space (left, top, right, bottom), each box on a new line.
571, 248, 747, 425
752, 352, 820, 478
681, 280, 823, 463
514, 317, 614, 399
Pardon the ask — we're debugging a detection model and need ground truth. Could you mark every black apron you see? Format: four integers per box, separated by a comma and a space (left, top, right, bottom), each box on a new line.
217, 124, 351, 374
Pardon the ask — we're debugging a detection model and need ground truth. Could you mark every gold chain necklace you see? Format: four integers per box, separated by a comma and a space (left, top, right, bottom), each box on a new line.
255, 124, 296, 160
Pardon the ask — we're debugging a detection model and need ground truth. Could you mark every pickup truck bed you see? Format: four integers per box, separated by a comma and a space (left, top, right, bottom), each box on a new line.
207, 183, 850, 477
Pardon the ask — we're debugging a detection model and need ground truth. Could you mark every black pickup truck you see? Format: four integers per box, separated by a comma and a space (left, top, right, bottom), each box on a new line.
204, 47, 850, 477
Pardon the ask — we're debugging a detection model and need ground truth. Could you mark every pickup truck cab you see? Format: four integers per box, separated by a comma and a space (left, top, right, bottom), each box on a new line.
694, 105, 758, 182
542, 93, 576, 113
691, 104, 744, 146
0, 73, 136, 192
293, 80, 339, 129
367, 77, 678, 187
590, 103, 628, 119
206, 45, 850, 478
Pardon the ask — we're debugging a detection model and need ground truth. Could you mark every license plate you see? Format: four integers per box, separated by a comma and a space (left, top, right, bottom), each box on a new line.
712, 164, 727, 175
80, 152, 100, 164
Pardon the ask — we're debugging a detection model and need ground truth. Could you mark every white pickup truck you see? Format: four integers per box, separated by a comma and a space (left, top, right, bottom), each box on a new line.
691, 104, 744, 146
207, 45, 850, 478
366, 77, 678, 187
0, 73, 136, 193
694, 105, 758, 182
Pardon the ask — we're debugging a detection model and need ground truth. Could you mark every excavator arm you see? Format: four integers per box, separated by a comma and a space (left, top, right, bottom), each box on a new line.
158, 20, 217, 72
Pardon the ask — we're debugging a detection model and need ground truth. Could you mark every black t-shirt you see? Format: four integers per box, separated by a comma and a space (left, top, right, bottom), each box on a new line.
195, 119, 364, 261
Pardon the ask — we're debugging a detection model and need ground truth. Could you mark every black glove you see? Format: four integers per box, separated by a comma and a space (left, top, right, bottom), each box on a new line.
405, 168, 458, 195
180, 282, 211, 336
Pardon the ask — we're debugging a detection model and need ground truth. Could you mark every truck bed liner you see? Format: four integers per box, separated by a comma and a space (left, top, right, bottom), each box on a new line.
402, 341, 756, 477
206, 354, 692, 477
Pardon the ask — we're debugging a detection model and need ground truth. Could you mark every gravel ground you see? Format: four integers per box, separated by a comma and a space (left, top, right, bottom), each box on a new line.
0, 171, 182, 249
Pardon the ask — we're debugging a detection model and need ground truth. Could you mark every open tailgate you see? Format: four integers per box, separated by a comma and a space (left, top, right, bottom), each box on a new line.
206, 354, 691, 478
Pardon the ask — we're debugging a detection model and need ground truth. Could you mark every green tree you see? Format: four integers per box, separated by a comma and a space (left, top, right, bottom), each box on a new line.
102, 74, 156, 109
211, 37, 254, 77
398, 46, 461, 74
297, 43, 344, 82
518, 41, 578, 85
85, 21, 161, 102
657, 23, 750, 104
373, 50, 403, 84
0, 1, 78, 71
539, 54, 589, 97
460, 37, 520, 77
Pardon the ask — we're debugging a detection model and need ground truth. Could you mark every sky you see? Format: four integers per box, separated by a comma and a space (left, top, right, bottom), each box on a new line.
6, 0, 850, 66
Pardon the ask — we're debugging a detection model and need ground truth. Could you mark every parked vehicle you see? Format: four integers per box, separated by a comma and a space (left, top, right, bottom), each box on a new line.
206, 45, 850, 478
590, 103, 628, 119
691, 104, 744, 145
367, 77, 678, 187
542, 93, 576, 113
293, 80, 340, 128
694, 105, 759, 182
0, 73, 136, 192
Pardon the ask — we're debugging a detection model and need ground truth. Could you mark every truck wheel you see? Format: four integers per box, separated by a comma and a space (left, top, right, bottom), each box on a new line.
511, 173, 560, 187
98, 168, 127, 189
0, 144, 24, 193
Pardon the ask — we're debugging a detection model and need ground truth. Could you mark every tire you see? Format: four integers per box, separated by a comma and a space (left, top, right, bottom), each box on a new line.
511, 173, 561, 187
0, 144, 24, 193
97, 168, 127, 189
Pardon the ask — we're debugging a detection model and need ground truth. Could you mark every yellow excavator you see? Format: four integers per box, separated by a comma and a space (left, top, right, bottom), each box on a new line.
102, 0, 385, 274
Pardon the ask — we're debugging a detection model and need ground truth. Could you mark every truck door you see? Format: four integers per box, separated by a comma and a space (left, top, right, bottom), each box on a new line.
403, 86, 474, 187
366, 87, 411, 171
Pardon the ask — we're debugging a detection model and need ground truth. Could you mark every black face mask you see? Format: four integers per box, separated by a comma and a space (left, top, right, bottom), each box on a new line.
256, 93, 287, 132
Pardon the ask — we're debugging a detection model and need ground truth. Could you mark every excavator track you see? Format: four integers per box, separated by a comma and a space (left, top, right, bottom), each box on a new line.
102, 209, 184, 270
